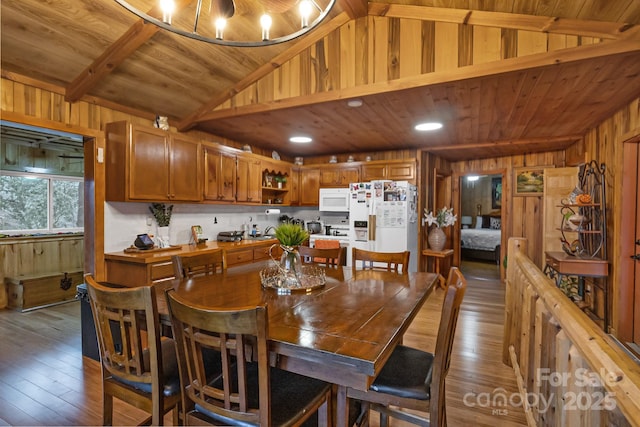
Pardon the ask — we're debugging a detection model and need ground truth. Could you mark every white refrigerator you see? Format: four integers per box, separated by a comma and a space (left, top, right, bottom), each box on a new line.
348, 181, 418, 272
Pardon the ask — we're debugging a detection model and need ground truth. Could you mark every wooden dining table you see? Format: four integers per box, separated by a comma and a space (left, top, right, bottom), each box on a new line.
154, 263, 438, 426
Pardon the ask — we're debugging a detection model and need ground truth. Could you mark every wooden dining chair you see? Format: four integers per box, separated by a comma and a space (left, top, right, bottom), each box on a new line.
165, 290, 333, 426
347, 267, 467, 427
298, 245, 346, 267
85, 275, 182, 426
352, 247, 410, 273
172, 249, 226, 279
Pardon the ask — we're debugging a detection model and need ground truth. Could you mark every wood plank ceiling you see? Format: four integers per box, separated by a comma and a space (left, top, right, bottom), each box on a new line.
1, 0, 639, 160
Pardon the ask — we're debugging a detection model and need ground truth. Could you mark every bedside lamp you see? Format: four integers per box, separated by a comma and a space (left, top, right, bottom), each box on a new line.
461, 216, 473, 229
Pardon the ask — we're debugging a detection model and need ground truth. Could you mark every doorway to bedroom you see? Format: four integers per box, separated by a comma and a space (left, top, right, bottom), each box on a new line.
459, 173, 502, 275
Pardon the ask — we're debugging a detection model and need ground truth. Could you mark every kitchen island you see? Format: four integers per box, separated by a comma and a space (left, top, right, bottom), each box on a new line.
104, 238, 279, 287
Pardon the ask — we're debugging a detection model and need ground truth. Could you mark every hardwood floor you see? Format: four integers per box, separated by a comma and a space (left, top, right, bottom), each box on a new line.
0, 261, 526, 426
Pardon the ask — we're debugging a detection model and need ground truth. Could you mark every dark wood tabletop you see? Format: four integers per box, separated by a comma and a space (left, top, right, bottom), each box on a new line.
155, 264, 438, 426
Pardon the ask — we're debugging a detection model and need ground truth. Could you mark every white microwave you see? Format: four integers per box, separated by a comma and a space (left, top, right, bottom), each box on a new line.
319, 188, 350, 212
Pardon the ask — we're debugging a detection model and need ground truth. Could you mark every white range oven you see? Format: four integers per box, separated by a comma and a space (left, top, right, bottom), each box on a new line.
308, 224, 351, 266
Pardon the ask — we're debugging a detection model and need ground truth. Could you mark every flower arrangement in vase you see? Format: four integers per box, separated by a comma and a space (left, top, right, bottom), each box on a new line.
149, 203, 173, 247
274, 223, 308, 248
271, 223, 309, 286
424, 207, 457, 251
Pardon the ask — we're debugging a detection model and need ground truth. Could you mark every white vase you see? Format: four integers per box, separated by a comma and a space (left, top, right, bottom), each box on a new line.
428, 227, 446, 251
157, 226, 170, 248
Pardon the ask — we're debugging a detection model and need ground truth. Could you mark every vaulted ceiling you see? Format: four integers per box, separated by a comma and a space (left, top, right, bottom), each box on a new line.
1, 0, 639, 161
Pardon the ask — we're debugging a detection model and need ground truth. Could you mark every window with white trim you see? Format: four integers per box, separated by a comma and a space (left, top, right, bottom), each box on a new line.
0, 170, 84, 234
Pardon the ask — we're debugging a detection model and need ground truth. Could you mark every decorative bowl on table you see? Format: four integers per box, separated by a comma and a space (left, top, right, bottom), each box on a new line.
260, 265, 326, 295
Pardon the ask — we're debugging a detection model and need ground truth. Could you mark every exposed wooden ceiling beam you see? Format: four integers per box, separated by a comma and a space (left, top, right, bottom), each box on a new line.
425, 135, 582, 153
341, 0, 368, 19
191, 32, 640, 123
368, 3, 635, 40
176, 11, 352, 131
64, 1, 191, 103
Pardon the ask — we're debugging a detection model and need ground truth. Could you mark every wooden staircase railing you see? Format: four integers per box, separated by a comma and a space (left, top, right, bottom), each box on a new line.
503, 237, 640, 426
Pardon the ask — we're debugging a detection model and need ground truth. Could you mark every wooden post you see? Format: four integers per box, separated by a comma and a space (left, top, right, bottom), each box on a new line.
555, 329, 572, 427
503, 237, 528, 366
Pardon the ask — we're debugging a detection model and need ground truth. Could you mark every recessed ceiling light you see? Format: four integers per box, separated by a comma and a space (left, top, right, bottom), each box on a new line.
415, 122, 443, 131
347, 99, 363, 108
290, 136, 312, 143
467, 175, 480, 182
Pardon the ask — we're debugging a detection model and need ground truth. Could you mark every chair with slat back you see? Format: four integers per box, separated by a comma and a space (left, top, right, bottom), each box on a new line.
352, 248, 410, 274
298, 245, 345, 267
165, 290, 332, 426
85, 275, 181, 426
172, 249, 226, 279
347, 267, 467, 427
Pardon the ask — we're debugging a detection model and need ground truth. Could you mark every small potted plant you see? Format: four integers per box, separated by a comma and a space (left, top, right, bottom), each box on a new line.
271, 223, 309, 284
274, 175, 287, 189
149, 203, 173, 247
274, 223, 308, 249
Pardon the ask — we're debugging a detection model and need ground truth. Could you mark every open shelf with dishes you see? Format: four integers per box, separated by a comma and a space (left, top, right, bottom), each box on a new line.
262, 167, 289, 205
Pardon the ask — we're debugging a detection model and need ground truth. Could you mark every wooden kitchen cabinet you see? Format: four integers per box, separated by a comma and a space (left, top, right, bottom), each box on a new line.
319, 164, 359, 187
169, 134, 203, 201
225, 249, 255, 266
289, 167, 301, 205
104, 240, 280, 286
361, 159, 416, 182
105, 121, 202, 202
300, 168, 320, 206
236, 154, 262, 203
204, 145, 236, 202
226, 243, 282, 266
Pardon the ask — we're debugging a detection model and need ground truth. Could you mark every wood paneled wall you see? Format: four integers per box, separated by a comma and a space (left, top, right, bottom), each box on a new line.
303, 148, 417, 165
0, 75, 274, 158
576, 97, 640, 337
1, 143, 84, 176
223, 16, 602, 109
0, 235, 84, 308
0, 236, 84, 277
445, 97, 639, 336
450, 150, 565, 270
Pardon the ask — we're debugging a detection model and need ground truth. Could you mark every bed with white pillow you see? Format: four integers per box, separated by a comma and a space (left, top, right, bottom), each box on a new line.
460, 214, 502, 264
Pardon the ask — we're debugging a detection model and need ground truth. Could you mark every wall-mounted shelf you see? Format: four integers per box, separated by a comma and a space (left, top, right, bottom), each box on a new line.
544, 160, 609, 331
261, 167, 289, 204
557, 176, 606, 258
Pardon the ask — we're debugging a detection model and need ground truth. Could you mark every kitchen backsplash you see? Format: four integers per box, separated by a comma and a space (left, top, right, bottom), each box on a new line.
104, 202, 349, 253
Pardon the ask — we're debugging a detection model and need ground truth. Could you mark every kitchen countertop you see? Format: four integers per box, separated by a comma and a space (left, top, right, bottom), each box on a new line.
104, 238, 279, 264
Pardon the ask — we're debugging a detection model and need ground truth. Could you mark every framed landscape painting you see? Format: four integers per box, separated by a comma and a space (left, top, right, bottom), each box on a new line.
513, 167, 552, 196
491, 177, 502, 209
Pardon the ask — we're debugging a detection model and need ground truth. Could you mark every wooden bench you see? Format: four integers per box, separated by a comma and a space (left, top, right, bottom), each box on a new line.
5, 271, 84, 311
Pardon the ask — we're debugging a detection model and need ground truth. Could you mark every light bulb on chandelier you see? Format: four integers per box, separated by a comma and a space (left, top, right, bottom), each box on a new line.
260, 14, 272, 41
114, 0, 336, 47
